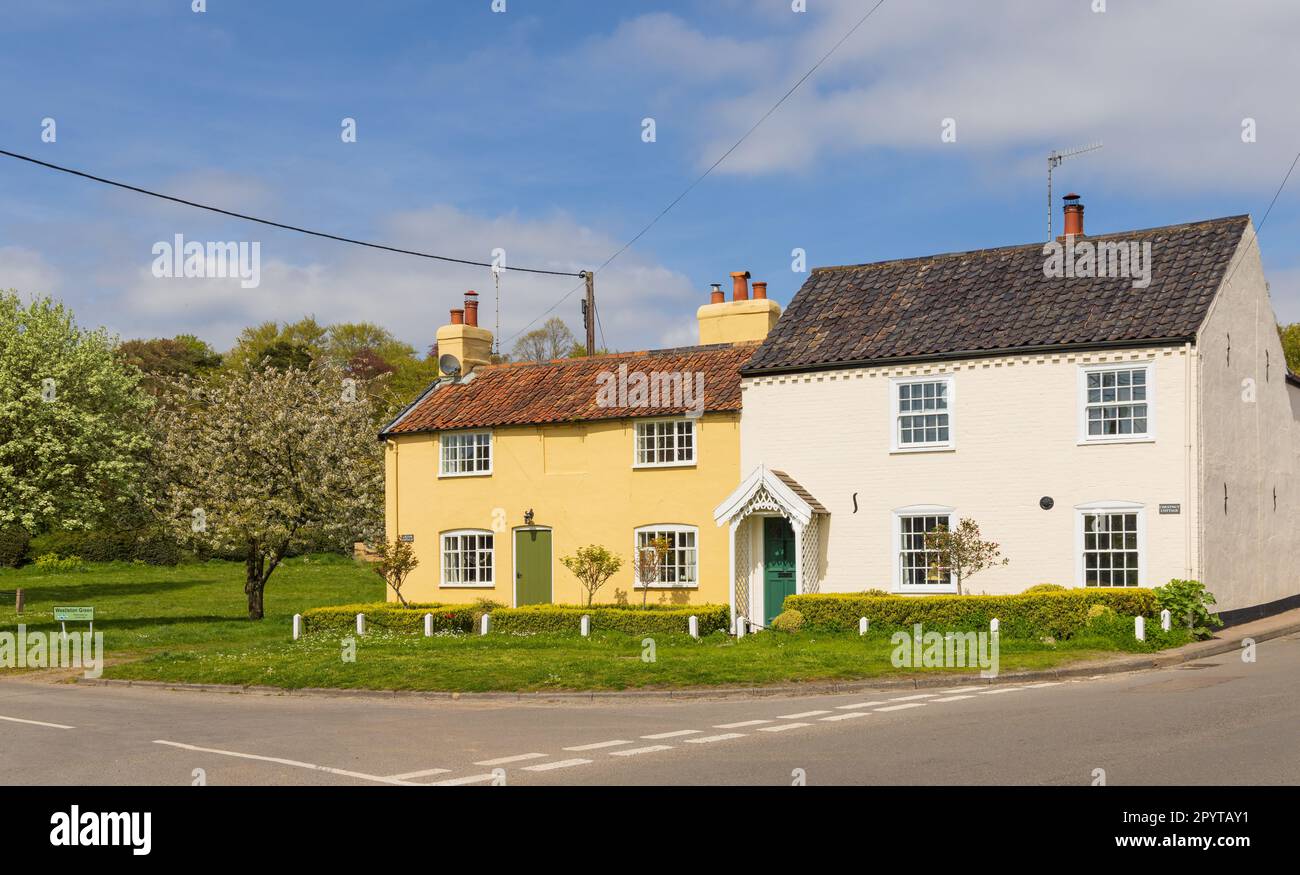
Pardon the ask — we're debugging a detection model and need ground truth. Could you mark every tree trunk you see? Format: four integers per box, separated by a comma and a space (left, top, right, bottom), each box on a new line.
245, 545, 266, 620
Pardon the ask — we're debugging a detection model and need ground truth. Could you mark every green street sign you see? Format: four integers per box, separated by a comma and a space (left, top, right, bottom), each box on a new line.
53, 606, 94, 622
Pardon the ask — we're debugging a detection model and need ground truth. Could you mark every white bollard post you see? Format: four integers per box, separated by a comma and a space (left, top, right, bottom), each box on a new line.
736, 616, 747, 639
990, 617, 1000, 636
580, 615, 591, 637
1135, 615, 1145, 642
859, 617, 869, 636
292, 614, 302, 641
688, 615, 699, 640
480, 613, 491, 636
424, 613, 434, 637
355, 613, 365, 636
1160, 609, 1171, 632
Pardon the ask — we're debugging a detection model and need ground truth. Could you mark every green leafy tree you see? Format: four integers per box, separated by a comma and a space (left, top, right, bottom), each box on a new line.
370, 536, 419, 608
560, 544, 622, 607
323, 322, 416, 368
923, 518, 1009, 596
1277, 322, 1300, 374
0, 291, 153, 533
117, 334, 222, 395
225, 317, 328, 372
155, 361, 383, 619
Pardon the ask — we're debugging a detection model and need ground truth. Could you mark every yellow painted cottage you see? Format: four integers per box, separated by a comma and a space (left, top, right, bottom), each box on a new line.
379, 273, 779, 607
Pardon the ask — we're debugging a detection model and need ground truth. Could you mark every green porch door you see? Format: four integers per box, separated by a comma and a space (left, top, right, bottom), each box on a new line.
514, 529, 552, 606
763, 517, 796, 626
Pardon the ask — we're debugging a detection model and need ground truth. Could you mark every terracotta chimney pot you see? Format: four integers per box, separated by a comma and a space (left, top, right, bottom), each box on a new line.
464, 290, 480, 327
752, 281, 768, 300
709, 283, 725, 304
1063, 193, 1085, 237
449, 309, 464, 325
730, 270, 751, 301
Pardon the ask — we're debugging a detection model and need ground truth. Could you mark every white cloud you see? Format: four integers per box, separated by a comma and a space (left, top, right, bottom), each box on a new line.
0, 246, 62, 296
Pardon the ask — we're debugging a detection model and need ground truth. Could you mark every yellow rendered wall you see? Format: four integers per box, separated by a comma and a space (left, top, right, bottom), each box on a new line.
384, 414, 740, 606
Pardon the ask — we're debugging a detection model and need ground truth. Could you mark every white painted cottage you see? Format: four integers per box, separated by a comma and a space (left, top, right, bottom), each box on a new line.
716, 198, 1300, 626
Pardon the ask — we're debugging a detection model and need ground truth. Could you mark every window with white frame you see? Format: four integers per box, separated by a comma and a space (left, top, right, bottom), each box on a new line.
893, 377, 952, 449
440, 431, 492, 476
1081, 511, 1140, 587
633, 525, 698, 587
898, 513, 954, 589
1082, 365, 1151, 440
441, 530, 494, 586
634, 419, 695, 467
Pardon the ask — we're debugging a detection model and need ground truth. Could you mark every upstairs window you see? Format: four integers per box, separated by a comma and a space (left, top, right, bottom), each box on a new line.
440, 430, 492, 476
1081, 365, 1152, 442
635, 419, 695, 467
892, 377, 953, 450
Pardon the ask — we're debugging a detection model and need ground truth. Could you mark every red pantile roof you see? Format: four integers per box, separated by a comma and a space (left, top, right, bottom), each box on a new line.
382, 343, 756, 435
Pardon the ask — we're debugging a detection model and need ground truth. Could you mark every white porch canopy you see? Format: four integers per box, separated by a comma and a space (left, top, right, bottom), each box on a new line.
713, 465, 827, 628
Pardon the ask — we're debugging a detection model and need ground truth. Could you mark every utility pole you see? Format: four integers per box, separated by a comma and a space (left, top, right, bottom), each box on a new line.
581, 270, 596, 357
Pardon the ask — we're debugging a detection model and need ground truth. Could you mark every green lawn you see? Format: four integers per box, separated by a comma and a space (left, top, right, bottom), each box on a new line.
0, 558, 1188, 692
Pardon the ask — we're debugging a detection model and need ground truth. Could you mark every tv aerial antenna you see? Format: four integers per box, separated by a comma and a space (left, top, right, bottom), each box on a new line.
1047, 142, 1102, 239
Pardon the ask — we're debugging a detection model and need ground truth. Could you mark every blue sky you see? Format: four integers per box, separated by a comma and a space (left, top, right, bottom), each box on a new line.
2, 0, 1299, 354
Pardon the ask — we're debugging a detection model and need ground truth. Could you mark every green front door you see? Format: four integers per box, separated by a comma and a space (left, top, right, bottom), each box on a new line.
514, 529, 552, 606
763, 517, 796, 626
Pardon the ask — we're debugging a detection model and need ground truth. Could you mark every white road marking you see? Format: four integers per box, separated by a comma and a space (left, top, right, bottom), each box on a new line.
875, 703, 927, 712
715, 720, 773, 729
385, 767, 452, 780
153, 740, 413, 786
777, 710, 832, 719
887, 694, 936, 701
835, 701, 887, 710
820, 711, 868, 722
931, 695, 977, 703
685, 733, 747, 744
474, 753, 547, 766
563, 740, 632, 751
522, 758, 592, 772
942, 686, 986, 693
978, 688, 1021, 695
610, 745, 674, 757
758, 722, 811, 732
1022, 682, 1063, 688
430, 773, 498, 786
642, 730, 701, 739
0, 714, 74, 730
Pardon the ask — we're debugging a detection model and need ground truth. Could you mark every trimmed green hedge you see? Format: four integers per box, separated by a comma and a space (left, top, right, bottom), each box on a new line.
301, 603, 479, 635
29, 528, 182, 566
492, 604, 729, 636
784, 589, 1158, 639
300, 602, 730, 637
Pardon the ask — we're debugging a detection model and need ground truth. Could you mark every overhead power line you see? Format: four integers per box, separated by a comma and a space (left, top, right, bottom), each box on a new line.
0, 148, 582, 278
504, 0, 890, 346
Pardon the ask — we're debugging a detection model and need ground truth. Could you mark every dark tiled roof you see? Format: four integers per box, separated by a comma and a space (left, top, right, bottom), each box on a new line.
382, 343, 756, 435
772, 469, 828, 514
743, 215, 1251, 375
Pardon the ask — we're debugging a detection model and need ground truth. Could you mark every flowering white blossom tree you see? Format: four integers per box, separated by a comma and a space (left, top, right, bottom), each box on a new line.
155, 362, 383, 619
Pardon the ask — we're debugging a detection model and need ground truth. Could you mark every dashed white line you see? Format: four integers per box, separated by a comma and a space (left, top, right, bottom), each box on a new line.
522, 758, 592, 772
979, 688, 1021, 695
0, 714, 74, 730
715, 720, 773, 729
777, 710, 832, 719
152, 740, 413, 786
875, 703, 927, 712
942, 686, 986, 693
835, 701, 887, 710
930, 695, 977, 703
1022, 682, 1063, 688
385, 767, 452, 780
820, 711, 868, 722
685, 733, 747, 744
563, 740, 632, 751
642, 730, 701, 739
887, 694, 936, 702
759, 722, 811, 732
610, 745, 674, 757
474, 753, 548, 766
430, 773, 498, 786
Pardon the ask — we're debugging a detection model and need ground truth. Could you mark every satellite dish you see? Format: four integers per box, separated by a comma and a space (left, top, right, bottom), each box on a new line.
438, 353, 462, 377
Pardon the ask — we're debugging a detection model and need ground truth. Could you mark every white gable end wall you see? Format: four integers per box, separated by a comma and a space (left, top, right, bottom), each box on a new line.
1196, 225, 1300, 613
739, 346, 1199, 595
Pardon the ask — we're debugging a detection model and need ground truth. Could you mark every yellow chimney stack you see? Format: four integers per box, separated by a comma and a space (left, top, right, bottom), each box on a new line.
696, 271, 781, 345
437, 291, 493, 375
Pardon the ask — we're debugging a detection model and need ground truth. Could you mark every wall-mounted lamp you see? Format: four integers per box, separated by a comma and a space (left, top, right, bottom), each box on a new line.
524, 509, 535, 526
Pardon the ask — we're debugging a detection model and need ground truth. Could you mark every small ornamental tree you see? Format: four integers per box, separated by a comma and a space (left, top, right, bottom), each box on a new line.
155, 361, 383, 619
923, 518, 1009, 596
634, 536, 671, 607
560, 545, 622, 607
371, 537, 419, 607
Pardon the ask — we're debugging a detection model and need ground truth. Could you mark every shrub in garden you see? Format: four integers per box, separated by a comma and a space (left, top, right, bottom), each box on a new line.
769, 609, 805, 633
1085, 603, 1118, 628
33, 553, 86, 572
1023, 583, 1066, 593
1154, 579, 1222, 639
28, 527, 181, 566
0, 527, 31, 568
